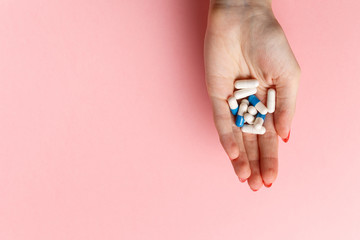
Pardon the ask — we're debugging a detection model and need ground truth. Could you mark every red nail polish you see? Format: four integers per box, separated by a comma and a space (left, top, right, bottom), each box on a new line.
252, 188, 258, 192
264, 183, 272, 188
239, 178, 247, 183
282, 130, 291, 143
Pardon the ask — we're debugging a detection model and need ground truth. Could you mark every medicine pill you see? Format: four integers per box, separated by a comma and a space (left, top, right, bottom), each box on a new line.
248, 95, 268, 115
244, 113, 255, 124
234, 79, 259, 89
239, 99, 249, 113
241, 124, 266, 135
235, 101, 249, 127
267, 89, 276, 113
241, 99, 249, 105
254, 113, 266, 130
247, 106, 257, 115
235, 112, 245, 127
227, 96, 239, 115
226, 78, 276, 135
234, 88, 257, 100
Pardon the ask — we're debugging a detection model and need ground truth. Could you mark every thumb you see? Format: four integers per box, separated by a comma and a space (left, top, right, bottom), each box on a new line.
274, 71, 300, 142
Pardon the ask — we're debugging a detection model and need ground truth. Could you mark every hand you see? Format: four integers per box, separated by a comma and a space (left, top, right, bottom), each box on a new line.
204, 1, 300, 191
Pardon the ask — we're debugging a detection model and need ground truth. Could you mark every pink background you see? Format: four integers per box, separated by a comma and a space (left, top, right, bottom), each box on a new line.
0, 0, 359, 239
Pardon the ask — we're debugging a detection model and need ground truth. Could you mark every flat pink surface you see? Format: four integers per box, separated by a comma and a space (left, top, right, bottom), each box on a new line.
0, 0, 359, 239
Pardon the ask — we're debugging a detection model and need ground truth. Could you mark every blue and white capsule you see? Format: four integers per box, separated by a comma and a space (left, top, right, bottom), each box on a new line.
254, 112, 266, 130
248, 95, 268, 115
227, 96, 239, 115
235, 101, 248, 127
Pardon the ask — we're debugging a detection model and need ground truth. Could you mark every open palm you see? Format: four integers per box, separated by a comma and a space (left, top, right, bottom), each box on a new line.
204, 5, 300, 191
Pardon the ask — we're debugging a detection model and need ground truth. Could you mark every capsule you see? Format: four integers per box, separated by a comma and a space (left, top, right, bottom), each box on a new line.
254, 113, 266, 130
240, 99, 249, 112
247, 106, 258, 115
244, 113, 255, 124
241, 124, 266, 135
234, 88, 257, 100
235, 100, 249, 127
248, 95, 268, 115
267, 89, 276, 113
234, 79, 259, 89
227, 96, 239, 115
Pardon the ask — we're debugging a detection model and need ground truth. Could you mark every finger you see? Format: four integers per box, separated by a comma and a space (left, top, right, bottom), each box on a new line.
274, 69, 300, 141
231, 126, 251, 181
243, 133, 263, 191
258, 114, 278, 187
211, 97, 239, 160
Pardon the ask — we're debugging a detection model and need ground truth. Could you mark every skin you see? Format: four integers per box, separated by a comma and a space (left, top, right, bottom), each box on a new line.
204, 0, 300, 191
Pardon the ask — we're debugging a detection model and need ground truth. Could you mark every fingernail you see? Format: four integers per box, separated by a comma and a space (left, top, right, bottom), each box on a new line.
252, 188, 259, 192
239, 178, 247, 183
282, 130, 291, 143
264, 183, 272, 188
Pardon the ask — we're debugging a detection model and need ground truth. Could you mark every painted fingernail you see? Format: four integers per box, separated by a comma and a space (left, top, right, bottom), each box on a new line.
239, 178, 247, 183
252, 188, 259, 192
264, 183, 272, 188
282, 130, 291, 143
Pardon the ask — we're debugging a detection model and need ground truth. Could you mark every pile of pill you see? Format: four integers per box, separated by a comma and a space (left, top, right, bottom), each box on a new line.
227, 79, 276, 135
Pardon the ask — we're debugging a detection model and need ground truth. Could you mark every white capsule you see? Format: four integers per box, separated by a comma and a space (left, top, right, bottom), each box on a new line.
267, 88, 276, 113
234, 79, 259, 89
244, 113, 255, 124
227, 96, 239, 115
241, 99, 249, 105
241, 124, 266, 135
254, 118, 264, 130
247, 106, 257, 115
234, 88, 257, 100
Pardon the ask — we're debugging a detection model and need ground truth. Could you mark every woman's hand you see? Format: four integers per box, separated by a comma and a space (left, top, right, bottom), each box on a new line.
204, 1, 300, 191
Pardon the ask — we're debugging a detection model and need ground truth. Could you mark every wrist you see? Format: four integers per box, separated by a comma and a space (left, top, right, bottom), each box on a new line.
206, 0, 278, 38
210, 0, 272, 10
208, 0, 274, 24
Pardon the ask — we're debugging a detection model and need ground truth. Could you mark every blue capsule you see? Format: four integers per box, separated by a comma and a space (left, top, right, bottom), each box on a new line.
254, 112, 266, 130
236, 115, 245, 127
248, 95, 268, 115
227, 96, 239, 116
231, 106, 239, 116
256, 112, 266, 120
235, 100, 249, 127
